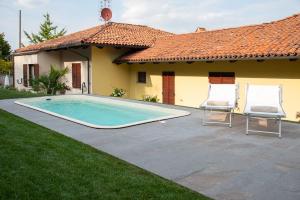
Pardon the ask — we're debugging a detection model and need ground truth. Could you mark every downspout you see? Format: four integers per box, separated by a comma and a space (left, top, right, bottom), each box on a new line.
68, 49, 91, 94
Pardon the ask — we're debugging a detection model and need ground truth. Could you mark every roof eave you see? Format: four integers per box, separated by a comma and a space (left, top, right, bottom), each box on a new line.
14, 42, 86, 56
115, 55, 300, 64
13, 50, 40, 56
14, 42, 150, 56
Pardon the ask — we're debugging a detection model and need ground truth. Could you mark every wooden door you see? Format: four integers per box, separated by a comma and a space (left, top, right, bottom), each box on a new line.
72, 63, 81, 88
162, 72, 175, 105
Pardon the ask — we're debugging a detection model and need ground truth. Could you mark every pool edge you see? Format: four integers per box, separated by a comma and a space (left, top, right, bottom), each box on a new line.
14, 96, 191, 129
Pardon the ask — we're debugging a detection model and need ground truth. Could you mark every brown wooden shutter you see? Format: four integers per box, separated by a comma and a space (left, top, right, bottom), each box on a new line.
72, 63, 81, 89
34, 64, 39, 79
222, 77, 235, 84
209, 77, 222, 84
162, 73, 169, 104
209, 72, 235, 84
76, 64, 81, 88
168, 72, 175, 105
72, 65, 76, 88
23, 64, 28, 87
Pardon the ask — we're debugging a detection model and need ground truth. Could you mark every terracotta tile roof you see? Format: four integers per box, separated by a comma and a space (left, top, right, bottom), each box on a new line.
117, 14, 300, 63
15, 26, 100, 53
83, 22, 174, 47
15, 22, 173, 53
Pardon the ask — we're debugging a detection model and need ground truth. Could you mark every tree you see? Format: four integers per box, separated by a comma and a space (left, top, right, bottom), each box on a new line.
0, 33, 12, 74
0, 59, 12, 74
24, 13, 67, 44
0, 33, 11, 60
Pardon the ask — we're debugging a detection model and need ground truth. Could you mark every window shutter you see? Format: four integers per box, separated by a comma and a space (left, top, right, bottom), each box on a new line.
76, 64, 81, 88
209, 72, 235, 84
72, 65, 76, 88
23, 64, 28, 87
34, 64, 39, 79
222, 77, 235, 84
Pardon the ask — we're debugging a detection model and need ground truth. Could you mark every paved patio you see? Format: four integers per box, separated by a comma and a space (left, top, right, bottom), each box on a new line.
1, 97, 300, 200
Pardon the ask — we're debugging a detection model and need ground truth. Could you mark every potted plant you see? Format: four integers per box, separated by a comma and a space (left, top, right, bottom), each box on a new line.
142, 95, 160, 103
110, 88, 126, 97
58, 83, 70, 95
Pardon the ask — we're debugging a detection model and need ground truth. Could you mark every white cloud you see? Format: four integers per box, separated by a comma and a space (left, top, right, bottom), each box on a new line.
120, 0, 233, 32
119, 0, 300, 33
15, 0, 49, 8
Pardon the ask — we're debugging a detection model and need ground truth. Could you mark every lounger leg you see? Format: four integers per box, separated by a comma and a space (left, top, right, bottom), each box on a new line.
229, 111, 232, 128
278, 118, 282, 138
246, 115, 249, 135
202, 109, 206, 126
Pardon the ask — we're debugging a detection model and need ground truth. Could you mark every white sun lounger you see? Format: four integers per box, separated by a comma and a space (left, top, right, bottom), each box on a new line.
244, 85, 286, 138
200, 84, 239, 127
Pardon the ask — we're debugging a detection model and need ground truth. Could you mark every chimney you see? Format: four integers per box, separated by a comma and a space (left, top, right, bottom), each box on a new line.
195, 27, 206, 33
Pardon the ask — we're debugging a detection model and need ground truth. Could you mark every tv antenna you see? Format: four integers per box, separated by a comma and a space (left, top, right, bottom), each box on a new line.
100, 0, 112, 23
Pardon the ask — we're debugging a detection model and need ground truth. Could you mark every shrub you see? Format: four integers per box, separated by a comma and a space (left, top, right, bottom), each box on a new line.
32, 65, 70, 95
110, 88, 126, 97
142, 95, 160, 103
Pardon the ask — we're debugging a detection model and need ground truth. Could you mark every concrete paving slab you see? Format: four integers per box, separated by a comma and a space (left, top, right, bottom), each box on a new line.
1, 98, 300, 200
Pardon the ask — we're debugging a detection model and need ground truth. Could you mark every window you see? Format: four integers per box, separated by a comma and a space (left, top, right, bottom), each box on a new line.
72, 63, 81, 88
137, 72, 146, 83
23, 64, 39, 87
209, 72, 235, 84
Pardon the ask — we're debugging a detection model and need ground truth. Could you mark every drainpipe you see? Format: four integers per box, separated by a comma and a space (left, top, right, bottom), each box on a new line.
69, 49, 91, 94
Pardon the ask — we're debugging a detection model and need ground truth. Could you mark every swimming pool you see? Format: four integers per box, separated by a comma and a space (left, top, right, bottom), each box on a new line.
15, 95, 190, 129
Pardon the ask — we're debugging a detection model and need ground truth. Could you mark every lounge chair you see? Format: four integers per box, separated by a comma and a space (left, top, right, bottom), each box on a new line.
244, 85, 286, 138
200, 84, 239, 127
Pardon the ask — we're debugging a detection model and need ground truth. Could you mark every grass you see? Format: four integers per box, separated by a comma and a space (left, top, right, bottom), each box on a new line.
0, 89, 210, 200
0, 87, 45, 100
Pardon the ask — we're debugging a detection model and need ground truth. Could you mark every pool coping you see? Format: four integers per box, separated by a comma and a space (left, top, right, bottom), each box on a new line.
14, 95, 191, 129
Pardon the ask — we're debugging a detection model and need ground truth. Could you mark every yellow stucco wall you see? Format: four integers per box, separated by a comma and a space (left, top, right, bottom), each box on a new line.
128, 59, 300, 121
90, 46, 299, 121
91, 46, 130, 96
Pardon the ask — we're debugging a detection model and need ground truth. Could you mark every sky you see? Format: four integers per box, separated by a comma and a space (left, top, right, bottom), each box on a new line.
1, 0, 300, 50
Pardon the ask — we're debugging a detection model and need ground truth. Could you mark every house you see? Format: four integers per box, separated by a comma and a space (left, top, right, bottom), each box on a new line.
14, 23, 173, 94
14, 14, 300, 121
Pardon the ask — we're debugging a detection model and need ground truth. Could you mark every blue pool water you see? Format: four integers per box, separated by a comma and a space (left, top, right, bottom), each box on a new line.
23, 98, 175, 127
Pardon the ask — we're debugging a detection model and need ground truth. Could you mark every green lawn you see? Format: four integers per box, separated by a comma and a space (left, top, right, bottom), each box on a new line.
0, 87, 45, 100
0, 89, 210, 200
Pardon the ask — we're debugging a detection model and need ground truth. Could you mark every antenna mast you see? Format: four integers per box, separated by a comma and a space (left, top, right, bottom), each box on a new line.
19, 10, 22, 48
